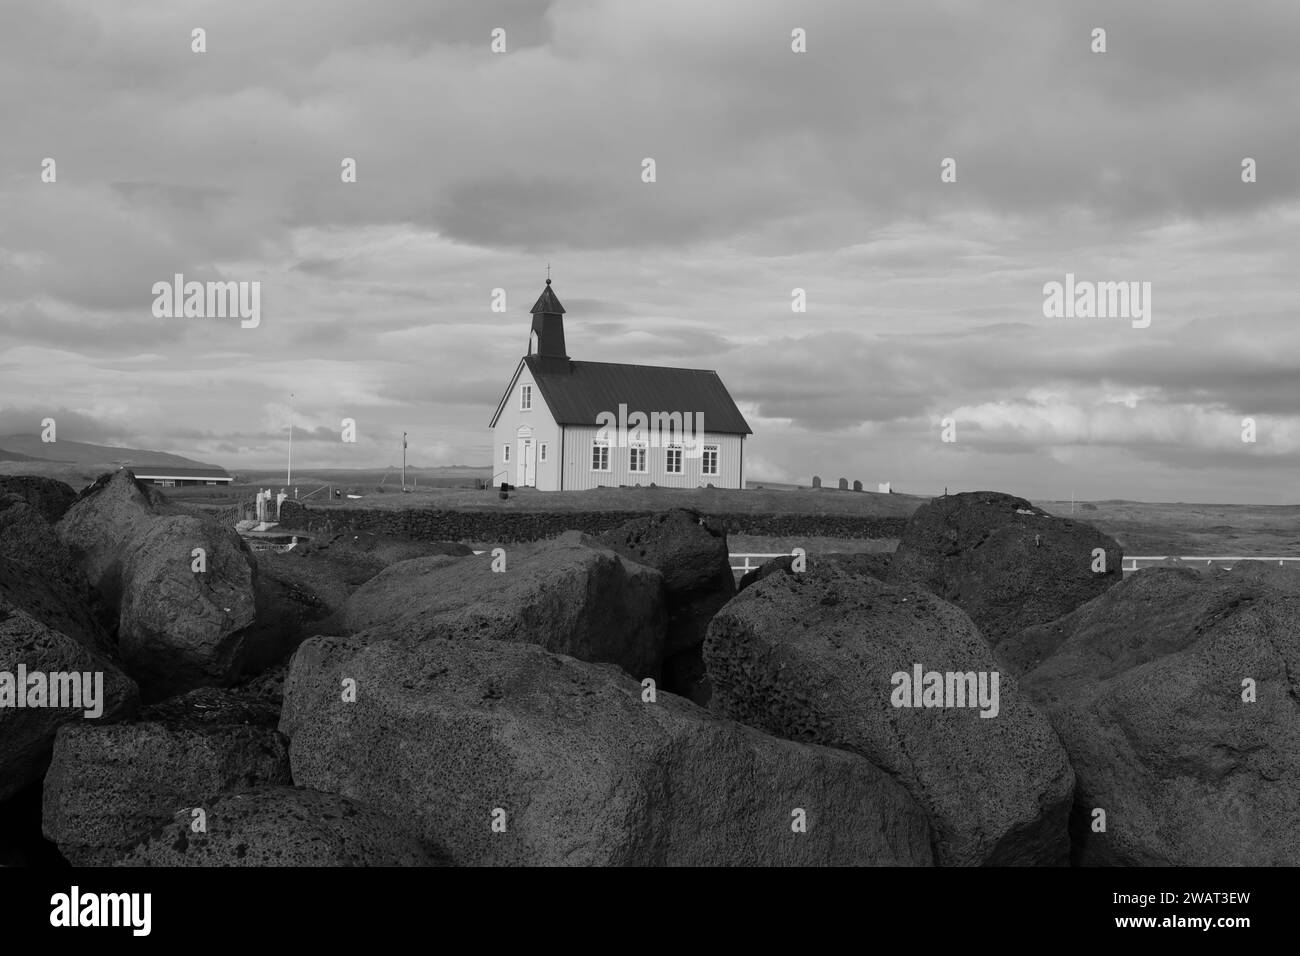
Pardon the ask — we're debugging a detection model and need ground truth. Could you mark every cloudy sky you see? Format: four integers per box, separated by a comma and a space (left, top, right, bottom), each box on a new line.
1, 0, 1297, 502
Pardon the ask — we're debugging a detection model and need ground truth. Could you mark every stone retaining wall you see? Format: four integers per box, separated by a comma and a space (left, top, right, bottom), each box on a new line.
277, 500, 906, 543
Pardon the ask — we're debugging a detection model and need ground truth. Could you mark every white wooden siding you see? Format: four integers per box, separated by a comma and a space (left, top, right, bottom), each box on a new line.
560, 425, 743, 490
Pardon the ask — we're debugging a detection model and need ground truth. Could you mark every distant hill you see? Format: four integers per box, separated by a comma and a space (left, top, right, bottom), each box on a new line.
0, 446, 50, 462
0, 435, 221, 469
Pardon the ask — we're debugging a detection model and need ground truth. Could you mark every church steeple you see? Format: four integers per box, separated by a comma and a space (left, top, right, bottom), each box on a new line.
528, 278, 569, 372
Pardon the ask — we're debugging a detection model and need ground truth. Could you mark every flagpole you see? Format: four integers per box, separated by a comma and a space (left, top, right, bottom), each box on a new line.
402, 432, 407, 491
287, 392, 294, 489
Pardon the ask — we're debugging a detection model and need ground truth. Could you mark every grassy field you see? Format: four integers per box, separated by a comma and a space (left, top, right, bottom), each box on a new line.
163, 482, 930, 517
1039, 500, 1300, 556
294, 484, 927, 516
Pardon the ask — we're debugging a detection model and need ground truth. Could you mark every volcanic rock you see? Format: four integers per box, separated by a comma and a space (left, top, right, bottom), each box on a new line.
333, 530, 666, 679
280, 634, 934, 866
116, 786, 437, 866
1020, 566, 1300, 865
888, 491, 1123, 648
0, 602, 137, 802
42, 686, 290, 865
706, 559, 1074, 866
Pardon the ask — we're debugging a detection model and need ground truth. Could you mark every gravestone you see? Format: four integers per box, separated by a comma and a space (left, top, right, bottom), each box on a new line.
853, 480, 863, 492
838, 478, 848, 491
812, 476, 821, 488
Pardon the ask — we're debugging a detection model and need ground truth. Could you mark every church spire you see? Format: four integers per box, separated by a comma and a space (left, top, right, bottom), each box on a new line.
529, 277, 566, 319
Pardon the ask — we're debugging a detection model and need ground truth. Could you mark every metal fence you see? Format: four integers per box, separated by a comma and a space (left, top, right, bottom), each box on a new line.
1122, 555, 1300, 572
730, 552, 787, 574
443, 551, 1300, 577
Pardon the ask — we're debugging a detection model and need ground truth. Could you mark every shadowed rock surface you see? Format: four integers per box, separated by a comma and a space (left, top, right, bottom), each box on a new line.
1020, 567, 1300, 865
597, 509, 735, 704
116, 515, 258, 697
596, 508, 734, 654
42, 685, 291, 865
115, 786, 438, 866
332, 530, 666, 679
0, 500, 111, 654
232, 660, 288, 711
888, 491, 1123, 648
0, 602, 138, 802
281, 634, 934, 867
0, 476, 77, 523
706, 559, 1074, 866
256, 533, 474, 628
56, 471, 261, 699
239, 537, 470, 676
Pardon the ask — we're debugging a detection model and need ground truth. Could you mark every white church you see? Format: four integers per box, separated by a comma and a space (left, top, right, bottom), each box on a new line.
489, 280, 752, 491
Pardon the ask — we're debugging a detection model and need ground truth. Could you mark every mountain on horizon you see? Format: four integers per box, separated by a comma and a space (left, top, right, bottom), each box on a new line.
0, 445, 49, 463
0, 435, 222, 470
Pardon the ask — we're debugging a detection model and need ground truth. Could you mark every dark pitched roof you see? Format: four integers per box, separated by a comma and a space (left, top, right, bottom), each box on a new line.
529, 281, 565, 315
523, 355, 752, 435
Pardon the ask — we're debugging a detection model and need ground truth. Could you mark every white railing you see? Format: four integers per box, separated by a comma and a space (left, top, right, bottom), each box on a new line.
730, 553, 787, 574
378, 549, 1300, 576
475, 550, 787, 574
1123, 555, 1300, 572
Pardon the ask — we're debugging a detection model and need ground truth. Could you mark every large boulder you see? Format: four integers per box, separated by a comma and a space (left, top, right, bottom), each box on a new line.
1020, 567, 1300, 866
888, 491, 1123, 649
116, 786, 438, 866
281, 634, 934, 867
116, 515, 258, 697
705, 560, 1074, 866
57, 471, 261, 699
0, 500, 111, 653
42, 686, 291, 865
0, 476, 77, 523
0, 602, 138, 802
56, 470, 187, 601
332, 531, 666, 679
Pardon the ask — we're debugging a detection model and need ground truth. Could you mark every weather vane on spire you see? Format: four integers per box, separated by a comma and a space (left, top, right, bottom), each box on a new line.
546, 262, 551, 283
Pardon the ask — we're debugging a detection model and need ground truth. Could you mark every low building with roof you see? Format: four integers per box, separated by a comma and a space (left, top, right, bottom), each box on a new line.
132, 466, 233, 488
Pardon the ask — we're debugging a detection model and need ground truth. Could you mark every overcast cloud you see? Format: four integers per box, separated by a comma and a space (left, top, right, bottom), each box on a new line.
1, 0, 1297, 502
